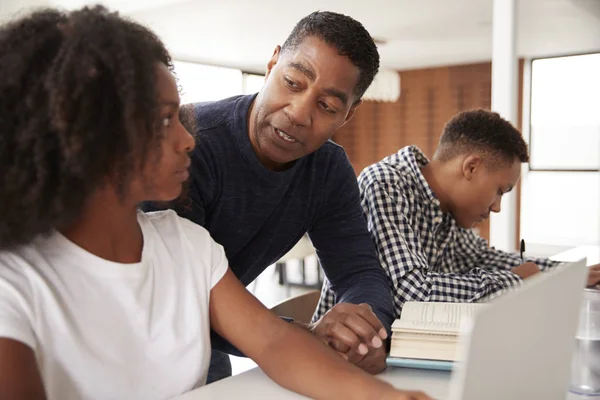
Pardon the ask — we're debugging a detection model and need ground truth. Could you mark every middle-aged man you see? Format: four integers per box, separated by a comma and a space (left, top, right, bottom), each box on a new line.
144, 10, 395, 381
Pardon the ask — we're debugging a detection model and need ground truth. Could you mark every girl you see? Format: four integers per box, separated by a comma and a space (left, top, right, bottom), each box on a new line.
0, 6, 431, 400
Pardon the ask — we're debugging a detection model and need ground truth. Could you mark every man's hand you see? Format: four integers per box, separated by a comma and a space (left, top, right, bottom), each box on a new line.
586, 264, 600, 287
350, 341, 387, 374
511, 262, 541, 279
310, 303, 388, 373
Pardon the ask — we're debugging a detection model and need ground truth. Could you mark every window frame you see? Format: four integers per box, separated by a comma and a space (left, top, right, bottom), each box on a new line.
527, 51, 600, 172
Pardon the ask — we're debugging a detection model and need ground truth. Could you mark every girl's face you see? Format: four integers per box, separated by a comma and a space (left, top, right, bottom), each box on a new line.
128, 62, 195, 203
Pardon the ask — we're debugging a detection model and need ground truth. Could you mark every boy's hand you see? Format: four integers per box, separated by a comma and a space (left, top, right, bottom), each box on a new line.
586, 264, 600, 287
511, 262, 540, 279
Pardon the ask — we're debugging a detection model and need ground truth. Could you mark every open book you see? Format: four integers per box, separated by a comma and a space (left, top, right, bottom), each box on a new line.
389, 302, 485, 364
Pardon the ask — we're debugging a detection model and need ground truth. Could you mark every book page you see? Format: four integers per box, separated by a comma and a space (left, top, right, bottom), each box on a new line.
392, 302, 483, 334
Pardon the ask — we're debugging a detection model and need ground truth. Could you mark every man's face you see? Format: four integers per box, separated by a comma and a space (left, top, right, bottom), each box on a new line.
451, 156, 522, 229
249, 36, 362, 170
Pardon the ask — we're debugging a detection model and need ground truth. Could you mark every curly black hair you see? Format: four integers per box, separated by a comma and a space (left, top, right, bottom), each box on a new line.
0, 6, 172, 249
435, 109, 529, 166
281, 11, 379, 100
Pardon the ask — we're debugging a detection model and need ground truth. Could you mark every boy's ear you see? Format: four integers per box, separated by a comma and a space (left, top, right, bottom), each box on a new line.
462, 155, 483, 181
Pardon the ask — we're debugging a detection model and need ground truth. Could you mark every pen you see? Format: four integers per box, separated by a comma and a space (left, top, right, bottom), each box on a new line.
520, 239, 526, 263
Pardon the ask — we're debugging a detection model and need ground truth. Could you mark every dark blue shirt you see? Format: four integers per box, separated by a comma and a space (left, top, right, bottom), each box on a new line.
144, 94, 394, 350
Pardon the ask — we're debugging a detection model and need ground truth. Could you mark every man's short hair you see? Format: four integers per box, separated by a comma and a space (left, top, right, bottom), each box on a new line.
435, 109, 529, 166
281, 11, 379, 100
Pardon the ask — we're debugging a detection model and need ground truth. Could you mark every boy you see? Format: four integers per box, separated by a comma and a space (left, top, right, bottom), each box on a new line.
318, 109, 600, 317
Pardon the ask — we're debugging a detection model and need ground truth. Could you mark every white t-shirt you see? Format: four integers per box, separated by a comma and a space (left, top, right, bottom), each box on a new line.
0, 210, 228, 400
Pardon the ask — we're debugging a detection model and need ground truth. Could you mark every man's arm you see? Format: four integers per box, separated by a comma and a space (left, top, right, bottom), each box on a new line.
308, 154, 394, 331
362, 180, 522, 309
307, 153, 394, 373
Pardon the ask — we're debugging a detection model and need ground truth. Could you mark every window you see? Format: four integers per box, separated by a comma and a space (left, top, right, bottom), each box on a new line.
172, 61, 242, 104
529, 53, 600, 171
242, 73, 265, 94
520, 53, 600, 248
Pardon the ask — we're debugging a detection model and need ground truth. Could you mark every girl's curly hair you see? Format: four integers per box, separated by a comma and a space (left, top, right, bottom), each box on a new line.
0, 6, 172, 249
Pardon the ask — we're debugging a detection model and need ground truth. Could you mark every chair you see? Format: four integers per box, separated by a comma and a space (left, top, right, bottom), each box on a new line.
270, 290, 321, 324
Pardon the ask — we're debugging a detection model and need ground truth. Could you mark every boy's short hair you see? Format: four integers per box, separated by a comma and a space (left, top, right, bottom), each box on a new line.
435, 109, 529, 166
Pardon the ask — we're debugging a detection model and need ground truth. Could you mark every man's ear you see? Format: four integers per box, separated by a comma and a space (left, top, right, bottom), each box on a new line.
265, 45, 282, 79
462, 155, 483, 180
339, 99, 362, 128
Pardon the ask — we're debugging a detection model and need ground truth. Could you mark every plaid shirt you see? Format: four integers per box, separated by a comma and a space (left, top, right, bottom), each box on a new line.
315, 145, 560, 321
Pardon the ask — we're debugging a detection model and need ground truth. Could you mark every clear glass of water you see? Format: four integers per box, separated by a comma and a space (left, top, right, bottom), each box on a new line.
570, 288, 600, 396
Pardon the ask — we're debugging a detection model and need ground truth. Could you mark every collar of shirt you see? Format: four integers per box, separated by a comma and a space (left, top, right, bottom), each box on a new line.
401, 146, 446, 230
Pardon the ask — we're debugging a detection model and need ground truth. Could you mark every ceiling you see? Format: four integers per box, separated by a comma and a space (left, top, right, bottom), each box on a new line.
2, 0, 599, 73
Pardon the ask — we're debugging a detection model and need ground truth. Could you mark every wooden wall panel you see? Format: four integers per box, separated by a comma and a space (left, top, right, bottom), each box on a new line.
332, 61, 527, 242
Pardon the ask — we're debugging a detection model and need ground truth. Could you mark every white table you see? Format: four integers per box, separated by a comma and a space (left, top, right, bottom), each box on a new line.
173, 366, 451, 400
550, 245, 600, 265
173, 246, 600, 400
173, 365, 590, 400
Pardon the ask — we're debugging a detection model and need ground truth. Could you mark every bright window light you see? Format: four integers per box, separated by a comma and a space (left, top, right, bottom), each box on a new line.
172, 60, 243, 105
530, 53, 600, 170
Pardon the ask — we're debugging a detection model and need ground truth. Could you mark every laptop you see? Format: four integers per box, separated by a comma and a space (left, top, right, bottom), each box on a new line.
448, 259, 588, 400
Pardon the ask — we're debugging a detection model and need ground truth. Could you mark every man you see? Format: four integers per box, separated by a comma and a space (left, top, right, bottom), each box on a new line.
316, 109, 600, 319
144, 11, 394, 381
